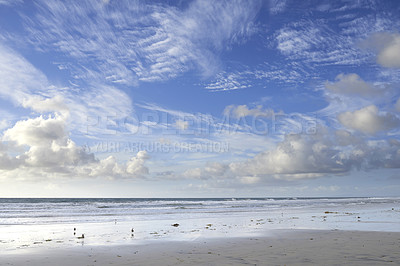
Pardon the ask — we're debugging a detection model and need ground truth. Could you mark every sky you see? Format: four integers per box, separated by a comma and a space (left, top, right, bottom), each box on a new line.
0, 0, 400, 198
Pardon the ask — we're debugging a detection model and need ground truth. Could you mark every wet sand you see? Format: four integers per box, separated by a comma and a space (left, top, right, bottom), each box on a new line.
1, 229, 400, 265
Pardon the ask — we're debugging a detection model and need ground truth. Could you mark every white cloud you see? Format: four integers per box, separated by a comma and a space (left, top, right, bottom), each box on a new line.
22, 95, 69, 114
0, 43, 48, 104
268, 0, 287, 14
224, 104, 275, 118
175, 120, 189, 130
337, 105, 400, 135
274, 7, 400, 67
85, 156, 123, 178
204, 162, 228, 176
229, 131, 354, 178
204, 62, 314, 92
183, 162, 227, 180
86, 151, 149, 179
2, 115, 95, 170
126, 151, 149, 176
239, 176, 260, 184
183, 167, 203, 179
3, 115, 67, 147
275, 19, 365, 65
0, 43, 133, 136
335, 130, 362, 146
0, 114, 149, 179
173, 121, 400, 185
362, 32, 400, 68
314, 185, 340, 192
0, 0, 22, 6
179, 128, 360, 183
325, 73, 383, 97
205, 72, 251, 91
0, 141, 22, 170
377, 36, 400, 68
26, 0, 261, 83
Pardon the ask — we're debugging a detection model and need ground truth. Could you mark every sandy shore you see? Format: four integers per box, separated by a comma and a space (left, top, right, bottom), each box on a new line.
1, 229, 400, 265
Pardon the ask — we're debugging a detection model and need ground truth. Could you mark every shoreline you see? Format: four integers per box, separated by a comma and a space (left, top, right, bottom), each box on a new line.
1, 229, 400, 265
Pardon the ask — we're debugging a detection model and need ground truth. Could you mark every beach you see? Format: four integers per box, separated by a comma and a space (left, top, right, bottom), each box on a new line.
1, 197, 400, 265
1, 230, 400, 265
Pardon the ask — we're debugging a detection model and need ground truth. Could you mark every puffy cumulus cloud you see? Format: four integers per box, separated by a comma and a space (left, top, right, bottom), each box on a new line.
1, 115, 96, 173
337, 105, 400, 135
229, 131, 355, 179
22, 95, 69, 114
25, 139, 94, 169
0, 114, 149, 179
0, 143, 22, 170
3, 115, 67, 147
366, 139, 400, 169
83, 156, 123, 178
84, 151, 149, 179
126, 151, 149, 176
335, 130, 363, 146
362, 32, 400, 68
175, 120, 189, 130
180, 130, 400, 184
224, 104, 275, 119
325, 73, 383, 97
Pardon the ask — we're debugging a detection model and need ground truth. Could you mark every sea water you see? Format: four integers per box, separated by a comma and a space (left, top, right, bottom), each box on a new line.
0, 197, 399, 251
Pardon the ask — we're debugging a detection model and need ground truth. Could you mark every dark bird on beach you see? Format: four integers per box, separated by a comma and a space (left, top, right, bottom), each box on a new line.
172, 223, 179, 227
74, 228, 76, 231
77, 234, 85, 239
131, 228, 134, 233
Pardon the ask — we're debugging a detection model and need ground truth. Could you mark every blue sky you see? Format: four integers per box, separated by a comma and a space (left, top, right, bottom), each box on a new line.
0, 0, 400, 197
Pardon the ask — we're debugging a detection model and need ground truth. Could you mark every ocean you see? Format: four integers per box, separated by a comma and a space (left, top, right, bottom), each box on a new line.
1, 197, 400, 251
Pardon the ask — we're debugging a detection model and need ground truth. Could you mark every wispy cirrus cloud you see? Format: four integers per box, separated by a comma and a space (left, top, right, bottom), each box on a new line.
0, 42, 137, 178
0, 43, 48, 104
268, 0, 287, 15
24, 0, 261, 85
0, 0, 22, 6
275, 19, 365, 66
0, 41, 133, 136
274, 3, 400, 67
204, 62, 313, 92
204, 1, 400, 93
204, 72, 251, 91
